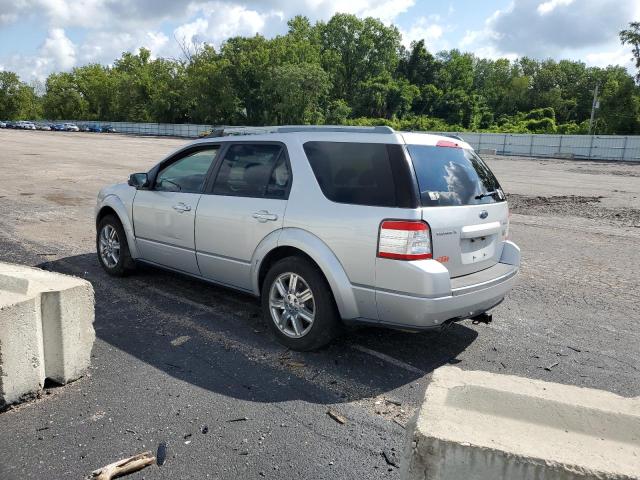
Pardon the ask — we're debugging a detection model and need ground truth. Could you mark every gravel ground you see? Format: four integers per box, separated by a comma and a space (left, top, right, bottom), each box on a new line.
0, 130, 638, 479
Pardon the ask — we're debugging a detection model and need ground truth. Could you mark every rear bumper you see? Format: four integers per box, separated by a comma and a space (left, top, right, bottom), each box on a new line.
354, 241, 520, 330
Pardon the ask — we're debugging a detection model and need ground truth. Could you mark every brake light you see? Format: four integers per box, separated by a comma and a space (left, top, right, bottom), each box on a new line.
436, 140, 461, 148
378, 220, 432, 260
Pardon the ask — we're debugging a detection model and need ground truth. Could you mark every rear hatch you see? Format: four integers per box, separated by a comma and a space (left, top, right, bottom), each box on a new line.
405, 141, 509, 278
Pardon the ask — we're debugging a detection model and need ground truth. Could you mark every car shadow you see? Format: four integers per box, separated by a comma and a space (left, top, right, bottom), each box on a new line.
38, 253, 478, 405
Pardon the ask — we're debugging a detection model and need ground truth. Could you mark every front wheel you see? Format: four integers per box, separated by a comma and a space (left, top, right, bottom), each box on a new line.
96, 215, 135, 276
262, 256, 341, 351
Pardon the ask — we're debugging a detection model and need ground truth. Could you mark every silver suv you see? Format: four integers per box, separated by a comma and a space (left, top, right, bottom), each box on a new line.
95, 126, 520, 350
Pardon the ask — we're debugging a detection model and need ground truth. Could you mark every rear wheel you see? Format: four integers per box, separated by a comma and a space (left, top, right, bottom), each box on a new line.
262, 256, 341, 351
97, 214, 135, 276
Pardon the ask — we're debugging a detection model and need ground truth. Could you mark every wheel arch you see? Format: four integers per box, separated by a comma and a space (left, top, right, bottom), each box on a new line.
251, 228, 359, 320
96, 195, 139, 258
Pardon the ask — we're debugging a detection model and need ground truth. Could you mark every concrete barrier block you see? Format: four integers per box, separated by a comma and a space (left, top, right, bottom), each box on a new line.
0, 263, 95, 408
402, 366, 640, 480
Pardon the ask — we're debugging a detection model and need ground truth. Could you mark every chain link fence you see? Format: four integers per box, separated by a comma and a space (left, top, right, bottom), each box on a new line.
46, 120, 640, 162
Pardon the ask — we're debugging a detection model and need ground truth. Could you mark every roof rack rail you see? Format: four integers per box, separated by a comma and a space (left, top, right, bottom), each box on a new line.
442, 133, 464, 141
276, 125, 395, 134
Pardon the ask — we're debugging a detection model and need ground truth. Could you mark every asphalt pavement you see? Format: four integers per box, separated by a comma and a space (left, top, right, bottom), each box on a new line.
0, 130, 638, 479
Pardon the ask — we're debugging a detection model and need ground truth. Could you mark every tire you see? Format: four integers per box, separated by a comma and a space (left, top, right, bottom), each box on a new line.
261, 256, 341, 351
96, 214, 135, 277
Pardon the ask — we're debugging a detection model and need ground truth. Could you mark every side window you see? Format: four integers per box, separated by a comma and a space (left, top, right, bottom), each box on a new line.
155, 147, 219, 193
303, 141, 413, 207
212, 144, 290, 199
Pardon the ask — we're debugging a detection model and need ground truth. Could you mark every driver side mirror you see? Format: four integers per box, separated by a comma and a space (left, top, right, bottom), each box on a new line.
128, 173, 149, 189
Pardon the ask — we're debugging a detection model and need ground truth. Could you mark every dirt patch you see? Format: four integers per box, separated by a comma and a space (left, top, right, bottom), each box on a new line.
508, 194, 640, 227
568, 168, 640, 178
43, 193, 85, 206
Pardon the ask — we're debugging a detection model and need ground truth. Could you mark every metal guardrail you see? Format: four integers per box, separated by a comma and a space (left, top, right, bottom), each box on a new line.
450, 132, 640, 162
34, 120, 640, 162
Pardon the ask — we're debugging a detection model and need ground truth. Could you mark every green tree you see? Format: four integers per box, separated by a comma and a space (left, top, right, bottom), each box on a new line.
620, 22, 640, 83
0, 71, 41, 120
265, 63, 331, 124
319, 14, 401, 100
184, 45, 239, 124
43, 72, 87, 120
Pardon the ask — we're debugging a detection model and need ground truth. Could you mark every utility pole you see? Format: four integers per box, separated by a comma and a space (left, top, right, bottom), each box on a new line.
589, 83, 599, 135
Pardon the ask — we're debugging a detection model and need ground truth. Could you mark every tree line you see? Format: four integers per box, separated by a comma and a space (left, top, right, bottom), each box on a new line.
2, 15, 640, 134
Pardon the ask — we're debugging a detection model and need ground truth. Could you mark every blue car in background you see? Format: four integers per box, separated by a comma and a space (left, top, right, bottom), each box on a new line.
51, 124, 66, 131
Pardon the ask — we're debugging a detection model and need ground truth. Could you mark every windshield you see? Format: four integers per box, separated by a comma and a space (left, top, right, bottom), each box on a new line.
407, 145, 504, 207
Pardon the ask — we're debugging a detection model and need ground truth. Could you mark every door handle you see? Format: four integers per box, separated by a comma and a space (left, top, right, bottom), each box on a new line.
252, 210, 278, 222
172, 203, 191, 213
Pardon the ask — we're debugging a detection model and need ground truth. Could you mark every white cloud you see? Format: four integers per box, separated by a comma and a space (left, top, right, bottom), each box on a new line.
41, 28, 76, 70
457, 0, 639, 71
174, 3, 275, 50
4, 28, 77, 81
401, 18, 444, 49
1, 0, 639, 82
537, 0, 574, 16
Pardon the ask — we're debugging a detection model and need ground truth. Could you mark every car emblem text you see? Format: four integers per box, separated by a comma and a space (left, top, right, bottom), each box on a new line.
479, 210, 489, 219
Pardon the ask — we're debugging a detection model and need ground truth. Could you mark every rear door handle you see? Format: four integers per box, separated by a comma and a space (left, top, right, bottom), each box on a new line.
252, 210, 278, 222
173, 203, 191, 213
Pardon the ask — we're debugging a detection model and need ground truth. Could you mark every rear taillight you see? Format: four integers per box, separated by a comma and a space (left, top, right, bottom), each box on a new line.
378, 220, 432, 260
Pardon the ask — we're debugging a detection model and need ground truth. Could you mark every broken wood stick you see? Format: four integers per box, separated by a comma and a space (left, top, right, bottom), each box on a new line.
90, 451, 156, 480
326, 408, 347, 425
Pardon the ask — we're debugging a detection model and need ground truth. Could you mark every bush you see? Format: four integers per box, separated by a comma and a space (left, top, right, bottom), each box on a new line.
525, 117, 557, 133
525, 107, 555, 120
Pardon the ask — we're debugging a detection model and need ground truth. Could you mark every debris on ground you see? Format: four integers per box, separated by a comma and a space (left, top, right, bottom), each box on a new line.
89, 451, 155, 479
326, 409, 347, 425
382, 449, 399, 468
170, 335, 191, 346
393, 418, 406, 429
201, 424, 209, 434
544, 362, 559, 371
156, 442, 167, 466
227, 416, 249, 422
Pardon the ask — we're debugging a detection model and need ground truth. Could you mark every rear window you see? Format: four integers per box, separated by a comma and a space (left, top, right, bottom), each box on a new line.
407, 145, 505, 207
303, 142, 416, 208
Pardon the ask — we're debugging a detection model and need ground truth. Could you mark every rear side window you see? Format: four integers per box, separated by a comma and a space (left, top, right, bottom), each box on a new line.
407, 145, 504, 207
212, 144, 290, 199
303, 142, 416, 208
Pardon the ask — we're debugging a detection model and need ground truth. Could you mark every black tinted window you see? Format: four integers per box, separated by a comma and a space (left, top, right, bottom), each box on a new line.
155, 148, 218, 193
212, 144, 289, 198
303, 142, 415, 207
407, 145, 504, 207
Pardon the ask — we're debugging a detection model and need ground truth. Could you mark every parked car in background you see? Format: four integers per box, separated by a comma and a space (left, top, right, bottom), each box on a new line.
102, 125, 117, 133
0, 121, 6, 128
64, 123, 80, 132
36, 124, 51, 131
50, 124, 64, 131
95, 126, 520, 351
17, 121, 36, 130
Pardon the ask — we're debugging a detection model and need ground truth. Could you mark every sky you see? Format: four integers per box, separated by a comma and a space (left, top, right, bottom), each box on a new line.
0, 0, 638, 83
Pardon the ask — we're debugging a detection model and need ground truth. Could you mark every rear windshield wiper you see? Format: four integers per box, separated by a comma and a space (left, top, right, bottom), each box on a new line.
475, 190, 499, 200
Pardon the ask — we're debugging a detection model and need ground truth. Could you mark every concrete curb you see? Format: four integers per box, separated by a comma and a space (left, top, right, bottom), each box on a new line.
0, 262, 95, 408
401, 366, 640, 480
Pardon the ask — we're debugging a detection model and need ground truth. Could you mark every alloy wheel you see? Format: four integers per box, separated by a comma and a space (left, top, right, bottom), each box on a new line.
99, 224, 120, 268
269, 272, 315, 338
